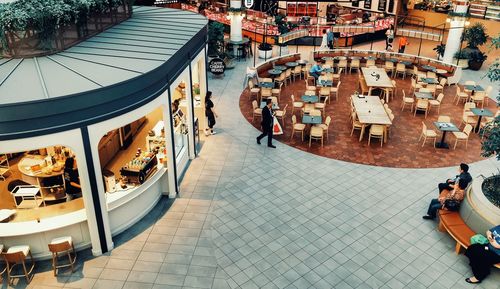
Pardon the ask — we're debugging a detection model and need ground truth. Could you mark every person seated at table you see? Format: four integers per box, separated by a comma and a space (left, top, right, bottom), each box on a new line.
437, 163, 472, 195
464, 225, 500, 284
422, 182, 465, 220
64, 157, 82, 200
309, 60, 323, 80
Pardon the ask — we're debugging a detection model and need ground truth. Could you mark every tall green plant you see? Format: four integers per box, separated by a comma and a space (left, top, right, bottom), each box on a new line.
274, 14, 297, 46
463, 23, 488, 49
482, 33, 500, 160
207, 21, 224, 57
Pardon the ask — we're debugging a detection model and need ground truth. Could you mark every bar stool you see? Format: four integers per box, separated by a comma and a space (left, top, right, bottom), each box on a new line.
48, 236, 76, 276
2, 245, 35, 284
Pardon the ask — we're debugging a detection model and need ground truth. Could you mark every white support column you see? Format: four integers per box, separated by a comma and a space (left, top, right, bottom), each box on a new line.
161, 101, 178, 199
230, 0, 243, 42
185, 66, 196, 160
443, 5, 468, 63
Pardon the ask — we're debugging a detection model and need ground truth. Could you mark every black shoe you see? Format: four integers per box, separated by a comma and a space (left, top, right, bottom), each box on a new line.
256, 138, 261, 145
465, 278, 481, 284
268, 145, 276, 148
422, 215, 434, 220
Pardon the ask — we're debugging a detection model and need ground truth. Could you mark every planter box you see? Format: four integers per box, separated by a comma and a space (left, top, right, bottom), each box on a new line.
453, 58, 469, 69
468, 60, 483, 71
258, 49, 273, 59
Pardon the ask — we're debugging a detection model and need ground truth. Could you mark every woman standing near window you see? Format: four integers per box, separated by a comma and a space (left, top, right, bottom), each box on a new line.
385, 24, 394, 51
205, 91, 218, 136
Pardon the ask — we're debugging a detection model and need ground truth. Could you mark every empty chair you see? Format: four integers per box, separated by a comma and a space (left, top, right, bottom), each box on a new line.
414, 99, 429, 118
48, 236, 76, 276
338, 60, 348, 73
429, 93, 444, 114
395, 63, 406, 79
310, 109, 322, 116
350, 59, 360, 73
314, 96, 328, 115
452, 124, 473, 149
261, 87, 272, 99
426, 71, 436, 79
463, 102, 476, 117
368, 124, 384, 147
350, 112, 363, 136
271, 82, 283, 102
461, 110, 477, 128
435, 78, 447, 95
261, 78, 272, 83
309, 126, 324, 147
411, 78, 423, 94
275, 104, 287, 128
332, 68, 343, 83
3, 245, 35, 284
290, 115, 306, 141
269, 96, 278, 107
418, 122, 437, 147
319, 86, 330, 102
470, 91, 486, 108
252, 100, 262, 122
384, 61, 394, 75
304, 90, 316, 96
248, 80, 260, 100
330, 81, 341, 101
284, 68, 292, 85
366, 59, 376, 67
437, 115, 451, 123
292, 65, 302, 81
315, 115, 332, 140
274, 72, 286, 86
304, 79, 316, 91
290, 94, 304, 115
401, 90, 414, 112
454, 86, 469, 104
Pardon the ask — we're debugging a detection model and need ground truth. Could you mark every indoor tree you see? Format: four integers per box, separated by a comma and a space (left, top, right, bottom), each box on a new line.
463, 22, 488, 70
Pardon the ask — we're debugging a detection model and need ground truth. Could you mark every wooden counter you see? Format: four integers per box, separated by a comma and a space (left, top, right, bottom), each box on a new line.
8, 198, 84, 223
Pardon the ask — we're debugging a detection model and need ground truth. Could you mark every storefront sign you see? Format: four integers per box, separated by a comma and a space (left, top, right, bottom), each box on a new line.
244, 0, 254, 8
209, 58, 225, 75
364, 0, 372, 10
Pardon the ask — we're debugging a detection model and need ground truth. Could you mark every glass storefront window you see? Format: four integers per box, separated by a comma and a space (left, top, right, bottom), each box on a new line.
0, 146, 84, 222
98, 107, 167, 194
171, 81, 189, 157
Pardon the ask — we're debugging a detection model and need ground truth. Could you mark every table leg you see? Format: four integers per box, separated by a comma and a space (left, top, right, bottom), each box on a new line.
384, 126, 388, 143
435, 131, 449, 149
359, 124, 366, 142
474, 115, 483, 133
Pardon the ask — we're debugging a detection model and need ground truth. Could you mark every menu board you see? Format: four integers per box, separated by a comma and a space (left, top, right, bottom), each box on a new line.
378, 0, 387, 11
364, 0, 372, 10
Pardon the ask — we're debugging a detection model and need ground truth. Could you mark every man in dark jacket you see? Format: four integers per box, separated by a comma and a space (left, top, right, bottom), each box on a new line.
438, 163, 472, 192
256, 99, 276, 148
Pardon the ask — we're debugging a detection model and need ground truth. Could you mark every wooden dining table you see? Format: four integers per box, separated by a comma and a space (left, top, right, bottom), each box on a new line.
351, 95, 393, 142
361, 67, 394, 96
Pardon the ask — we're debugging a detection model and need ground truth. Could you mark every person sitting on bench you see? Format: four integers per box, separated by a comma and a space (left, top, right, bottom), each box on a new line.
422, 182, 464, 220
437, 163, 472, 194
464, 225, 500, 284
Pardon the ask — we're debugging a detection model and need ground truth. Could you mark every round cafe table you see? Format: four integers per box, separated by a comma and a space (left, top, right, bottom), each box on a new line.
286, 62, 298, 68
268, 69, 282, 81
297, 59, 308, 65
274, 65, 286, 71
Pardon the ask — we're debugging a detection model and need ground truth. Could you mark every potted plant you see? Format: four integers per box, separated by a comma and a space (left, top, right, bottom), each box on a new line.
433, 44, 445, 60
207, 21, 225, 59
468, 50, 487, 70
258, 42, 273, 59
453, 50, 470, 68
462, 22, 488, 69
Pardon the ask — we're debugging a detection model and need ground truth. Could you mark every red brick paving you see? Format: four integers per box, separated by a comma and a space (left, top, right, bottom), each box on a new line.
239, 73, 497, 168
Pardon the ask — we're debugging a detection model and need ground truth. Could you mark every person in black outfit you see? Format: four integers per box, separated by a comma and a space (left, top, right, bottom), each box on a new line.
256, 99, 275, 148
64, 157, 81, 200
464, 225, 500, 284
437, 163, 472, 193
205, 91, 218, 136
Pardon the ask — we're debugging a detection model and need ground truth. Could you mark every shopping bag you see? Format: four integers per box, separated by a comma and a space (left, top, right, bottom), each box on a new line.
273, 116, 283, 135
470, 234, 489, 245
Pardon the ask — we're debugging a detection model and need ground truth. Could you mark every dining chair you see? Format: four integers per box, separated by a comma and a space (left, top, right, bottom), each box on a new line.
401, 90, 414, 112
309, 126, 324, 148
292, 65, 302, 81
395, 63, 406, 79
290, 94, 304, 115
435, 78, 447, 95
470, 91, 486, 108
330, 81, 341, 102
315, 115, 331, 141
271, 82, 283, 102
3, 245, 35, 284
48, 236, 76, 276
429, 93, 444, 114
248, 80, 260, 100
314, 96, 328, 115
350, 112, 363, 136
252, 100, 262, 122
275, 104, 288, 128
452, 124, 473, 149
454, 86, 469, 105
418, 122, 437, 147
414, 99, 429, 118
350, 59, 360, 74
366, 59, 376, 67
291, 115, 306, 141
437, 115, 451, 123
368, 124, 384, 147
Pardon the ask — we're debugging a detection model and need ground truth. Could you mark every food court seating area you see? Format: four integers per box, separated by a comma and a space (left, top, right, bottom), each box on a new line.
241, 50, 497, 168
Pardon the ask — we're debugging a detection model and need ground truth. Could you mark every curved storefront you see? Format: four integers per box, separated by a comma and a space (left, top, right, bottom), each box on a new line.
0, 6, 208, 259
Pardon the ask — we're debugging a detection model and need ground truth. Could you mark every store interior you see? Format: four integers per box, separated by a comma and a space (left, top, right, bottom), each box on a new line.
0, 147, 84, 222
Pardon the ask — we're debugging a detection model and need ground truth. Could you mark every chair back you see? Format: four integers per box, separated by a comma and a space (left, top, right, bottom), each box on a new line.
456, 86, 462, 95
336, 81, 341, 89
319, 87, 329, 95
389, 113, 395, 121
351, 59, 360, 67
262, 78, 272, 83
337, 68, 343, 74
396, 63, 405, 70
419, 88, 430, 93
3, 251, 26, 263
292, 114, 297, 125
427, 71, 436, 78
281, 104, 288, 114
464, 124, 473, 136
339, 60, 347, 67
486, 85, 493, 95
270, 96, 278, 105
436, 93, 444, 103
385, 61, 394, 68
417, 99, 429, 108
464, 102, 475, 112
351, 111, 357, 122
439, 78, 447, 86
290, 94, 295, 102
325, 116, 331, 126
310, 109, 321, 116
48, 241, 72, 253
305, 90, 316, 96
391, 80, 396, 87
474, 91, 485, 99
421, 122, 427, 133
402, 89, 407, 99
285, 69, 291, 77
437, 115, 450, 122
293, 66, 301, 73
366, 59, 375, 67
261, 88, 272, 97
248, 80, 254, 89
252, 100, 258, 110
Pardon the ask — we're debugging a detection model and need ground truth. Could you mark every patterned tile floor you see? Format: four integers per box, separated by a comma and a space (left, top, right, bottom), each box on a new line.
11, 53, 500, 289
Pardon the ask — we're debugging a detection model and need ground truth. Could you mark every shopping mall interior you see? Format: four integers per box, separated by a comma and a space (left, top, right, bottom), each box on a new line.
0, 0, 499, 288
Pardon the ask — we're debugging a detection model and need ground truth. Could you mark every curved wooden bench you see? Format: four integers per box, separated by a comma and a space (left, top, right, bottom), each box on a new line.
438, 209, 500, 269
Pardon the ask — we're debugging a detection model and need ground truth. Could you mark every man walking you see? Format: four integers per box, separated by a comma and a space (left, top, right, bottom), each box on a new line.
398, 36, 409, 53
256, 99, 276, 148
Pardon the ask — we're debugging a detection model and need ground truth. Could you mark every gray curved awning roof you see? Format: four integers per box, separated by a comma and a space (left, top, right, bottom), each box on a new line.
0, 6, 207, 105
0, 6, 207, 141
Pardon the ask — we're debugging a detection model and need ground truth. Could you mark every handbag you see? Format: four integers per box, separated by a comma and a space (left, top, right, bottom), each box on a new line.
470, 234, 489, 245
443, 199, 460, 211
